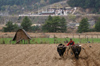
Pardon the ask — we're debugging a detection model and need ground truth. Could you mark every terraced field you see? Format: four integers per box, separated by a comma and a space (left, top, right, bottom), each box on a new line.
0, 44, 100, 66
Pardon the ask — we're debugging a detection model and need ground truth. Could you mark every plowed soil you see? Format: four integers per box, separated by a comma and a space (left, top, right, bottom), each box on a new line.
0, 44, 100, 66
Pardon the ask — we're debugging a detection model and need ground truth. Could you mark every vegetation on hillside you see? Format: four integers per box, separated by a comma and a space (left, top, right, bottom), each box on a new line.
68, 0, 100, 13
21, 16, 32, 31
2, 16, 67, 32
78, 18, 89, 33
1, 0, 100, 14
0, 0, 62, 7
2, 16, 100, 33
42, 15, 67, 32
0, 0, 63, 14
3, 21, 19, 32
95, 17, 100, 32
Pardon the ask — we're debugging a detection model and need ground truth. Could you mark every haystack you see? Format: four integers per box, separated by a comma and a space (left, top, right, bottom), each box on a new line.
12, 29, 31, 44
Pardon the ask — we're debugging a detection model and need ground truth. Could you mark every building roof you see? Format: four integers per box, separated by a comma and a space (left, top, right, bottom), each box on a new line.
42, 11, 55, 14
12, 29, 31, 41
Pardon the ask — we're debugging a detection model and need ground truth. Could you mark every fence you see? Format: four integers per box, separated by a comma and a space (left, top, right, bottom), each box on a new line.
0, 33, 100, 44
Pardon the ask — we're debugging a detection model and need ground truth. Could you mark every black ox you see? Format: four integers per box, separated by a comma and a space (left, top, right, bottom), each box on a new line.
57, 44, 66, 57
71, 44, 81, 59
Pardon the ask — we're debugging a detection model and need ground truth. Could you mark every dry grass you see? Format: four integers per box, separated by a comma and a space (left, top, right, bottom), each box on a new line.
0, 32, 100, 38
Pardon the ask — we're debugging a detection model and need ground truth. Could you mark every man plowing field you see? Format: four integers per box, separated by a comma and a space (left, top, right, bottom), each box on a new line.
66, 39, 75, 46
57, 39, 81, 59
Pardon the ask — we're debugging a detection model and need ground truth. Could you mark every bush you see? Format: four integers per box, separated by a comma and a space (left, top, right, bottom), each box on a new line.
3, 21, 19, 32
31, 26, 40, 32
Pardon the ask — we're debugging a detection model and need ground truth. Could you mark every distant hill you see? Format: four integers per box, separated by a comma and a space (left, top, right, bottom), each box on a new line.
0, 0, 65, 15
1, 0, 99, 15
68, 0, 100, 14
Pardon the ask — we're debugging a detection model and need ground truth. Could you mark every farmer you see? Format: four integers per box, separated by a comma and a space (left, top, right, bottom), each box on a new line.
66, 38, 75, 46
66, 38, 75, 55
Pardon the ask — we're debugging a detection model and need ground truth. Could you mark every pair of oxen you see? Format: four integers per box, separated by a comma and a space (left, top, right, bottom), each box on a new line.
57, 44, 81, 59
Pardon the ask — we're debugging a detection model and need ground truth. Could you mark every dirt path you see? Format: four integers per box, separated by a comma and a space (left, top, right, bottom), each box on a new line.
0, 44, 100, 66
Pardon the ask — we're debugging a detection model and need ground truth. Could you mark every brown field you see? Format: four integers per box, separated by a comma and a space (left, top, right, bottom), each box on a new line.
0, 44, 100, 66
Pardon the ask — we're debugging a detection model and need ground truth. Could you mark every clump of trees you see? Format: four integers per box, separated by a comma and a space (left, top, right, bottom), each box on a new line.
95, 17, 100, 32
0, 0, 63, 14
21, 16, 41, 32
21, 16, 32, 31
77, 18, 89, 33
42, 15, 67, 32
3, 21, 19, 32
49, 0, 62, 4
3, 16, 40, 32
3, 16, 100, 33
77, 17, 100, 33
3, 16, 67, 32
68, 0, 100, 13
0, 0, 61, 8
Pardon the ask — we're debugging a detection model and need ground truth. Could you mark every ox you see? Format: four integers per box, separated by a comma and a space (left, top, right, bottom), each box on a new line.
71, 44, 81, 59
57, 44, 66, 57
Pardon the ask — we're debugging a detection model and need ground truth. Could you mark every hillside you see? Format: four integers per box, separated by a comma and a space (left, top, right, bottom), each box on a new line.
0, 0, 100, 15
68, 0, 100, 13
0, 0, 65, 15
